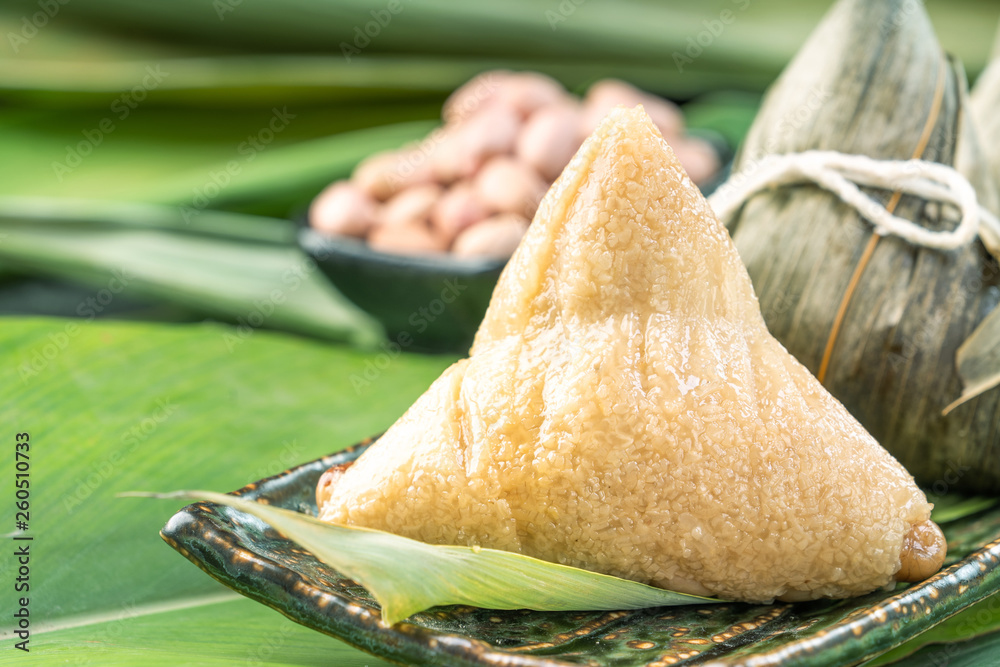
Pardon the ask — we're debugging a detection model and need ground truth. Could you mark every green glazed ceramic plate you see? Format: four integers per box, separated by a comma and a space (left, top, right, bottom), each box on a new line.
161, 439, 1000, 667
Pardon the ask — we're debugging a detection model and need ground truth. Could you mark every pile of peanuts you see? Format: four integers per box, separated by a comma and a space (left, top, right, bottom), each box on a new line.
310, 70, 721, 259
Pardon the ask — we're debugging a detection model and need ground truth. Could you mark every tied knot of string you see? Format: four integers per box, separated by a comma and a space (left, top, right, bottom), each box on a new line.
707, 150, 1000, 251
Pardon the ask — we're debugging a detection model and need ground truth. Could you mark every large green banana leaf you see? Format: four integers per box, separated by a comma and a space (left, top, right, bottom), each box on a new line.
0, 317, 455, 664
25, 597, 396, 666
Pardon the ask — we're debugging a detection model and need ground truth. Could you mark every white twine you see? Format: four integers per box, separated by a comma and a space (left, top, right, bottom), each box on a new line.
707, 150, 1000, 252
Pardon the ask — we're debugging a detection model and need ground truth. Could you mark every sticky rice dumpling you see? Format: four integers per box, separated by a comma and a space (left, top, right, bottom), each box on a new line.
318, 107, 944, 603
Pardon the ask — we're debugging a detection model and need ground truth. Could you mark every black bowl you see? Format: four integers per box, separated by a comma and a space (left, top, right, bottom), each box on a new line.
298, 227, 505, 353
297, 142, 730, 354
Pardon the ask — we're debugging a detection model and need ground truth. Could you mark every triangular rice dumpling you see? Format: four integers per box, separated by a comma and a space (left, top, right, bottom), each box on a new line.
318, 107, 944, 603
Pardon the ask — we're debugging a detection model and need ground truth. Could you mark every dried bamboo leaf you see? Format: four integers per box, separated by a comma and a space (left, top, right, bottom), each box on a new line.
951, 24, 1000, 415
957, 60, 1000, 258
946, 299, 1000, 415
726, 0, 1000, 491
133, 490, 717, 626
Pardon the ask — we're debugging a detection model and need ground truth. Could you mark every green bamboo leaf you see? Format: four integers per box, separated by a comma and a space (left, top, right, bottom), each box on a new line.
929, 494, 1000, 525
0, 106, 438, 205
0, 227, 380, 344
30, 1, 997, 83
0, 317, 452, 662
0, 53, 771, 105
22, 596, 396, 667
0, 195, 292, 241
148, 119, 439, 212
131, 490, 719, 625
46, 1, 787, 73
0, 198, 382, 344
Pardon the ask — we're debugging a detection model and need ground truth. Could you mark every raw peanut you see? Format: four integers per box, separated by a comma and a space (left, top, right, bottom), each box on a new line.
516, 103, 583, 181
353, 149, 434, 201
580, 79, 683, 140
380, 184, 444, 229
431, 181, 488, 244
672, 137, 721, 186
369, 220, 448, 256
452, 213, 530, 259
432, 105, 521, 183
309, 181, 378, 238
469, 105, 522, 158
495, 71, 570, 118
427, 128, 469, 184
474, 156, 548, 219
442, 70, 511, 124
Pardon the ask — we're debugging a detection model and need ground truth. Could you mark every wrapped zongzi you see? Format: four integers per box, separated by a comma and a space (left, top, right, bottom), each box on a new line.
725, 0, 1000, 493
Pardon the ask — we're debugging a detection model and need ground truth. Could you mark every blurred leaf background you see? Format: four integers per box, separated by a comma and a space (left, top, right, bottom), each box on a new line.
1, 0, 995, 339
0, 0, 999, 665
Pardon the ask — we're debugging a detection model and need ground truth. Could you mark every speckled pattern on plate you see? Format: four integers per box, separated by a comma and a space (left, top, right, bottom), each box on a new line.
161, 439, 1000, 667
